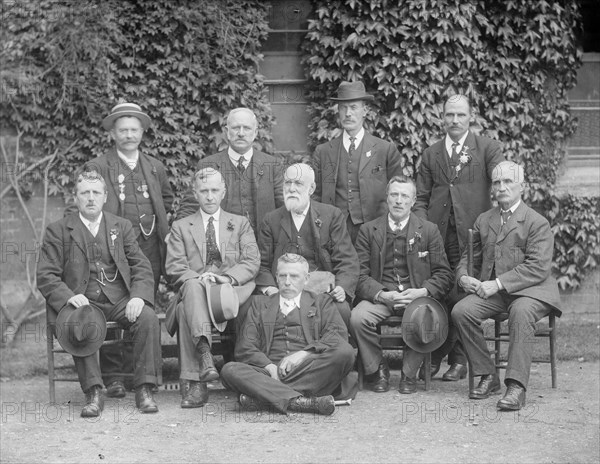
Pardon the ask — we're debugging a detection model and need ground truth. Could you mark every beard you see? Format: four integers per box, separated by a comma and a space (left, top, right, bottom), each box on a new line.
284, 195, 307, 214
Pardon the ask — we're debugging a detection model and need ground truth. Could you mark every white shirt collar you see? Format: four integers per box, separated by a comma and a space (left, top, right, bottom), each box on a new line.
200, 208, 221, 224
117, 149, 139, 169
343, 127, 365, 151
279, 293, 302, 315
388, 214, 409, 232
445, 131, 469, 157
228, 146, 253, 164
79, 212, 103, 229
290, 202, 310, 217
502, 200, 521, 214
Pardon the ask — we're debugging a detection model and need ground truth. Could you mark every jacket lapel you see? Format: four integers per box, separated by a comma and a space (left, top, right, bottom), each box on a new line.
433, 141, 452, 182
138, 153, 161, 209
496, 202, 525, 243
219, 211, 232, 251
280, 209, 293, 240
105, 150, 123, 210
358, 131, 376, 174
67, 214, 89, 258
405, 214, 422, 287
307, 202, 323, 267
329, 137, 343, 186
189, 211, 207, 264
263, 295, 279, 354
372, 215, 387, 279
299, 291, 316, 345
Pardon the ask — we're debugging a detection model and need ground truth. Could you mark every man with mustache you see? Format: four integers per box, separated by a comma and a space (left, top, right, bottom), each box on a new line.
177, 107, 284, 236
313, 81, 403, 243
413, 94, 504, 383
256, 163, 358, 327
453, 161, 561, 410
350, 176, 453, 393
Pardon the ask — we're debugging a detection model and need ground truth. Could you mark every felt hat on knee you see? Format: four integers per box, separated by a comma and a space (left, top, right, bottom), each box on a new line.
402, 297, 448, 353
206, 282, 240, 332
55, 304, 107, 357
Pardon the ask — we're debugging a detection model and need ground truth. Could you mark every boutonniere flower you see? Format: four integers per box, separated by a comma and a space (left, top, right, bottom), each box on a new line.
408, 232, 422, 252
151, 166, 157, 175
109, 228, 119, 246
365, 150, 372, 158
307, 309, 316, 318
227, 220, 234, 231
257, 169, 264, 176
314, 218, 322, 228
418, 251, 429, 259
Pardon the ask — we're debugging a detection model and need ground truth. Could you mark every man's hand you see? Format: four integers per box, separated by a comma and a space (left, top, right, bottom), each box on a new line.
476, 280, 500, 300
67, 294, 90, 308
393, 288, 428, 306
329, 285, 346, 303
264, 286, 279, 296
278, 351, 309, 378
459, 275, 482, 294
265, 363, 279, 380
200, 272, 231, 285
125, 297, 145, 323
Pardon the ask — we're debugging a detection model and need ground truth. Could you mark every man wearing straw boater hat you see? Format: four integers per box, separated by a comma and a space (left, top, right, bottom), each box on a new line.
165, 167, 260, 409
80, 102, 174, 399
312, 80, 403, 242
350, 176, 453, 394
38, 169, 161, 417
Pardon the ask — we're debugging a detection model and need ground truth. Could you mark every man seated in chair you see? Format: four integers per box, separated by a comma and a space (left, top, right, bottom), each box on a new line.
256, 163, 359, 327
165, 167, 260, 409
453, 161, 561, 410
221, 253, 355, 416
37, 169, 160, 417
350, 176, 453, 393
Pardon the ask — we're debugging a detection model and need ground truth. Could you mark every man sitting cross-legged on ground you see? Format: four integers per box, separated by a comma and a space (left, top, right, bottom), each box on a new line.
221, 253, 355, 416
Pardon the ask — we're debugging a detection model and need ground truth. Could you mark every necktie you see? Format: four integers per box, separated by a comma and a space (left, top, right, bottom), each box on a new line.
349, 136, 356, 156
89, 221, 99, 237
501, 210, 511, 227
282, 299, 295, 316
237, 157, 245, 175
450, 142, 459, 160
205, 216, 222, 266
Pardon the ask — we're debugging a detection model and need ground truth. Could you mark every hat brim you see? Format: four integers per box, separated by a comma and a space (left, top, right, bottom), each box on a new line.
330, 95, 374, 102
401, 297, 448, 353
54, 304, 107, 357
102, 112, 151, 131
206, 282, 240, 332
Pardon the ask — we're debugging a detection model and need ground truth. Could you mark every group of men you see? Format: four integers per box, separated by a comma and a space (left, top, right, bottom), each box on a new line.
38, 80, 561, 419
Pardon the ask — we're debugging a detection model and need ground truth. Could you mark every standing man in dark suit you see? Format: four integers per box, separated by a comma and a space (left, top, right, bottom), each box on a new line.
256, 163, 359, 326
221, 253, 355, 416
82, 102, 174, 399
453, 161, 561, 410
37, 169, 160, 417
313, 81, 403, 242
414, 94, 504, 382
177, 107, 284, 235
350, 176, 453, 393
165, 168, 260, 409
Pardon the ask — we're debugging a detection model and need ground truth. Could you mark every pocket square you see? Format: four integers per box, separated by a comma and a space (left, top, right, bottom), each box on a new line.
418, 251, 429, 259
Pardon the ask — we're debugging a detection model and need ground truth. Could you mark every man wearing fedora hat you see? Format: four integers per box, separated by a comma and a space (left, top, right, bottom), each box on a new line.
176, 107, 284, 236
453, 161, 561, 410
80, 102, 173, 398
313, 80, 403, 242
350, 176, 453, 394
221, 253, 355, 416
165, 167, 260, 408
38, 169, 161, 417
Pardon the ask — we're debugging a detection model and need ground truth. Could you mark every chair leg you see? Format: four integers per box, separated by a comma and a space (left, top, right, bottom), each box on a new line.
494, 319, 501, 377
424, 353, 431, 391
47, 322, 56, 403
468, 361, 474, 392
549, 313, 557, 388
157, 319, 163, 386
357, 357, 364, 391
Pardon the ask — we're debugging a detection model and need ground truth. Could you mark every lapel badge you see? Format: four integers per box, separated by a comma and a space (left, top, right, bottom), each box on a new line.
366, 150, 372, 158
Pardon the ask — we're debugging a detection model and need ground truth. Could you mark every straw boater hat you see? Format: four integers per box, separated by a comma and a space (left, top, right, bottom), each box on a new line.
55, 304, 107, 357
102, 102, 151, 130
401, 296, 448, 353
329, 81, 375, 102
206, 282, 240, 332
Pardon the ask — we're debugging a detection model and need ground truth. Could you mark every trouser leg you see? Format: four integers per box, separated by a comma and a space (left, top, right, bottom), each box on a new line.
349, 300, 393, 375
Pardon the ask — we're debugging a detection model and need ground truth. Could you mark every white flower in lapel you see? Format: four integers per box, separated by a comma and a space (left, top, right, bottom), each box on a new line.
365, 150, 372, 158
109, 228, 119, 246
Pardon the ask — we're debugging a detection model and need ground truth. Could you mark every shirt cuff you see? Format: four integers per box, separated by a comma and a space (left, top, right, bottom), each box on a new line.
495, 278, 503, 290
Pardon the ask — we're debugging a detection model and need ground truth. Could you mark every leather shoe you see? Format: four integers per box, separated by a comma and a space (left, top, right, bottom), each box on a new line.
135, 384, 159, 413
497, 382, 526, 411
106, 380, 126, 398
196, 339, 219, 382
418, 362, 440, 381
180, 380, 208, 409
288, 395, 335, 416
469, 374, 501, 399
368, 361, 390, 393
81, 385, 104, 418
398, 373, 417, 394
442, 363, 468, 381
239, 394, 262, 410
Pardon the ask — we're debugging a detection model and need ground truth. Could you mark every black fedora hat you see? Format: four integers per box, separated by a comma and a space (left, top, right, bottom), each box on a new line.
329, 81, 374, 102
401, 296, 448, 353
55, 304, 107, 357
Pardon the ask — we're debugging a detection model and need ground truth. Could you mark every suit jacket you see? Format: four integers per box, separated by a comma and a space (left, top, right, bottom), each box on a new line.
83, 148, 174, 270
414, 131, 504, 251
456, 202, 562, 315
313, 131, 403, 223
256, 201, 359, 299
235, 292, 350, 367
176, 150, 284, 232
164, 209, 260, 334
37, 212, 155, 322
355, 213, 453, 302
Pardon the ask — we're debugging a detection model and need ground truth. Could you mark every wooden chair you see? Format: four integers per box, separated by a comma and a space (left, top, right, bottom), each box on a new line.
358, 315, 433, 391
468, 312, 558, 391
